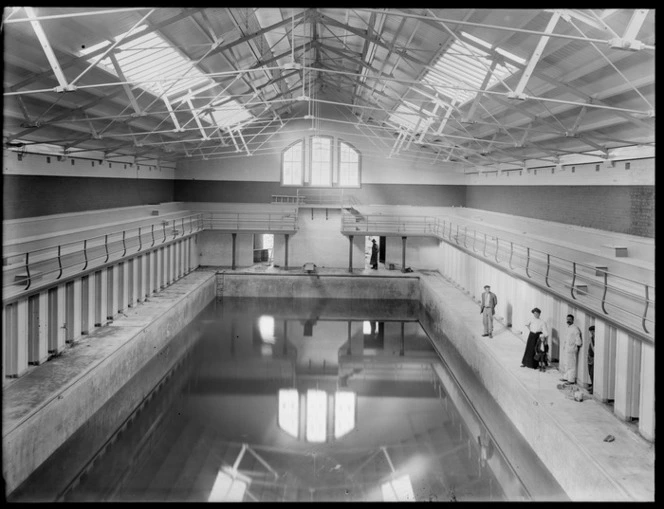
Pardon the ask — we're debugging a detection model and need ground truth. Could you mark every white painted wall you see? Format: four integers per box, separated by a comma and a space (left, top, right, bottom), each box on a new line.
175, 103, 467, 185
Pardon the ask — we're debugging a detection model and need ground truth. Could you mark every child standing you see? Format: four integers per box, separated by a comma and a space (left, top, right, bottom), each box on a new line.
534, 332, 549, 372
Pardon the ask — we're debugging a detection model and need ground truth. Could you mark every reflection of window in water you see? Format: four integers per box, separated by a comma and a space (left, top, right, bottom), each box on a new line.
208, 469, 248, 502
258, 315, 275, 343
306, 389, 327, 442
334, 391, 356, 439
278, 389, 356, 441
381, 474, 416, 501
278, 388, 299, 438
363, 320, 383, 350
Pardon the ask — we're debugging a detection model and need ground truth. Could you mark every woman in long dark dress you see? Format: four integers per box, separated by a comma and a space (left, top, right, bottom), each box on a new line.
521, 307, 549, 369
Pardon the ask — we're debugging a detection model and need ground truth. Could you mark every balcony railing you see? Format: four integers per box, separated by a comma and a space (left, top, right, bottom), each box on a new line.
272, 189, 357, 208
342, 211, 654, 340
3, 208, 654, 340
2, 213, 204, 302
204, 211, 298, 232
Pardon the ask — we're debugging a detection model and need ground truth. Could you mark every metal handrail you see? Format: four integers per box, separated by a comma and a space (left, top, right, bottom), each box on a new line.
3, 207, 655, 339
2, 213, 204, 299
342, 211, 654, 338
205, 211, 298, 232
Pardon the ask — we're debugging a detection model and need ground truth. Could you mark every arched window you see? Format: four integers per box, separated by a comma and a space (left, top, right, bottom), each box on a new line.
310, 136, 333, 187
281, 140, 304, 186
338, 140, 360, 187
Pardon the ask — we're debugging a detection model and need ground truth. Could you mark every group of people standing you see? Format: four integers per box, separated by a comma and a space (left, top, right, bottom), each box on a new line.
480, 285, 595, 389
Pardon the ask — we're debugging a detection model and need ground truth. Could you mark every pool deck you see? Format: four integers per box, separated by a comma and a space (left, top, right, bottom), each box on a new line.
2, 264, 654, 501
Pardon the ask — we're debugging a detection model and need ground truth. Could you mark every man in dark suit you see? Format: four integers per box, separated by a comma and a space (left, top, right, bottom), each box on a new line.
480, 285, 498, 337
370, 239, 378, 269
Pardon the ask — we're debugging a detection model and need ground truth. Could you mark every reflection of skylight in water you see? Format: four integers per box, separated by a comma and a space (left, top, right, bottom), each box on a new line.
278, 389, 299, 438
422, 32, 519, 105
388, 101, 425, 131
334, 391, 356, 439
381, 474, 416, 502
306, 389, 327, 443
258, 315, 275, 344
208, 469, 247, 502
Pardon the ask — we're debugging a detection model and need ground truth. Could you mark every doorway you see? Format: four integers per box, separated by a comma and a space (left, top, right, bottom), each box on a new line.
254, 234, 274, 265
365, 236, 386, 269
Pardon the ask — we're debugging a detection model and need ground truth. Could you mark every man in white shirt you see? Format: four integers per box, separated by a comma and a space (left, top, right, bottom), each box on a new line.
480, 285, 498, 338
560, 314, 583, 384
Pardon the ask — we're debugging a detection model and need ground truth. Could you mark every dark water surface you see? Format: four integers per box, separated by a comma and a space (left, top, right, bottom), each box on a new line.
11, 297, 565, 502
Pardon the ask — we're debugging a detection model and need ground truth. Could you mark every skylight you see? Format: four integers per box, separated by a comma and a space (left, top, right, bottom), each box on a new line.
80, 24, 253, 130
211, 99, 254, 129
421, 32, 520, 105
388, 101, 426, 132
80, 25, 209, 98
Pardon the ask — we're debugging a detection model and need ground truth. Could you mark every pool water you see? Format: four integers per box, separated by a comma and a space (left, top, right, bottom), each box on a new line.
13, 297, 566, 502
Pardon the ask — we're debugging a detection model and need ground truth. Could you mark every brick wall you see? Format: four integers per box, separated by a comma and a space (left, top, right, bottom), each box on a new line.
2, 175, 175, 219
465, 185, 654, 238
174, 180, 466, 207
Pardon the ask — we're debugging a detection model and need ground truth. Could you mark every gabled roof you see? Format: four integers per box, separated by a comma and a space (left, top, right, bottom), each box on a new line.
3, 8, 655, 170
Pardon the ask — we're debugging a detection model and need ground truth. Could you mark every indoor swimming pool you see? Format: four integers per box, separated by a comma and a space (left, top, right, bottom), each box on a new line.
9, 297, 567, 502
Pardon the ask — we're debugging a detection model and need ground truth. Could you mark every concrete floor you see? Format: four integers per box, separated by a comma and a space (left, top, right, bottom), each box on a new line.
3, 264, 654, 501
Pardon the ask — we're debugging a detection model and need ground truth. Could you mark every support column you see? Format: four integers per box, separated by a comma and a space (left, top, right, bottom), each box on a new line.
164, 244, 171, 285
613, 330, 641, 421
50, 284, 66, 353
145, 251, 153, 298
136, 254, 144, 302
175, 240, 181, 280
30, 292, 49, 363
401, 236, 407, 272
4, 299, 29, 377
185, 237, 191, 273
119, 262, 128, 312
348, 235, 354, 273
128, 257, 136, 307
72, 278, 82, 339
167, 243, 174, 284
284, 234, 289, 270
83, 275, 95, 333
638, 340, 655, 441
156, 247, 163, 291
95, 270, 107, 327
108, 266, 118, 320
232, 233, 237, 270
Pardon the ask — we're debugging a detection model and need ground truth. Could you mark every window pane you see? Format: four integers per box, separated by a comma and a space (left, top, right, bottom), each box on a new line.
282, 141, 303, 185
339, 142, 359, 187
310, 137, 331, 186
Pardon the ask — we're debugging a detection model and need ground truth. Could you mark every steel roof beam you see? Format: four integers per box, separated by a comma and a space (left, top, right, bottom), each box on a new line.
202, 9, 310, 63
8, 8, 205, 93
510, 10, 561, 99
318, 11, 431, 71
24, 7, 71, 91
108, 52, 142, 115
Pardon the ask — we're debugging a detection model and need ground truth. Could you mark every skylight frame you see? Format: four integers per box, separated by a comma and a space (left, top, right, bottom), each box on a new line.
420, 32, 520, 106
79, 24, 254, 131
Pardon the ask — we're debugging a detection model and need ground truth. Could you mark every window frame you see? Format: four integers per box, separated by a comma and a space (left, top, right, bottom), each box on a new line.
280, 139, 305, 187
337, 139, 361, 188
308, 135, 334, 188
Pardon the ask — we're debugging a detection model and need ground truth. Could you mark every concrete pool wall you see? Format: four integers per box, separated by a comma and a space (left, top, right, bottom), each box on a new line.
2, 271, 216, 495
3, 269, 653, 500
